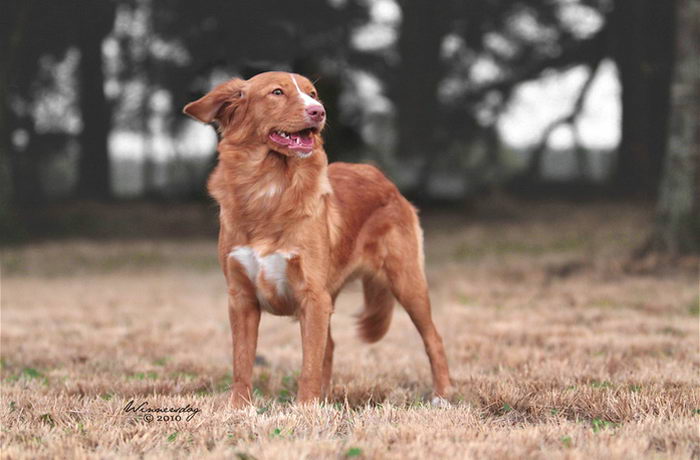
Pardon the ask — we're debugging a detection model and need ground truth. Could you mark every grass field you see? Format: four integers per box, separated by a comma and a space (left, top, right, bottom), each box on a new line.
1, 202, 698, 459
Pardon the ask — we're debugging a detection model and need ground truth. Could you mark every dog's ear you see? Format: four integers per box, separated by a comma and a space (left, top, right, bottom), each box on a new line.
183, 78, 246, 124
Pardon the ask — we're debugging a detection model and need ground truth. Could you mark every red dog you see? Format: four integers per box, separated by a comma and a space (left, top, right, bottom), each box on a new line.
184, 71, 451, 407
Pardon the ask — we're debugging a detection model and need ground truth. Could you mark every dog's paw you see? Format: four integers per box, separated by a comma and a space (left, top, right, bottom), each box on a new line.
430, 396, 451, 408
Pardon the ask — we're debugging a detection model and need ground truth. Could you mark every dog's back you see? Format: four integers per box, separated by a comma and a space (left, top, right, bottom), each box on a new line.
325, 162, 426, 343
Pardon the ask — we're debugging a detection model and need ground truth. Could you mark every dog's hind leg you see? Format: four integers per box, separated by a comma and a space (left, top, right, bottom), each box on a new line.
383, 223, 452, 398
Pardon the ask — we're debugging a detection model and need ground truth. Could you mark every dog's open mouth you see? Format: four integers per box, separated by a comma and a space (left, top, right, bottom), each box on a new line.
269, 128, 316, 153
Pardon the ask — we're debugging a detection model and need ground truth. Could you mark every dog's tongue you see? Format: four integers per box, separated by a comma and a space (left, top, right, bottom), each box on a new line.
270, 130, 314, 151
288, 132, 313, 149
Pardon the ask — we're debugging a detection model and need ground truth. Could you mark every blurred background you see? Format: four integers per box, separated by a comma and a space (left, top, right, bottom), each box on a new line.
0, 0, 698, 256
2, 3, 699, 455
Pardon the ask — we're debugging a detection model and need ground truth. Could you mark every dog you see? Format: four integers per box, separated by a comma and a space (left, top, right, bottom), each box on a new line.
183, 71, 451, 407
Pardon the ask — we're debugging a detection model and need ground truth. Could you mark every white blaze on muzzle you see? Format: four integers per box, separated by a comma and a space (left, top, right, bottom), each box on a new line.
290, 75, 322, 109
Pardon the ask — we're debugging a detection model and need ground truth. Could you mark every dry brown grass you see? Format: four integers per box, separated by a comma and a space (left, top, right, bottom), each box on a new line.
1, 202, 698, 459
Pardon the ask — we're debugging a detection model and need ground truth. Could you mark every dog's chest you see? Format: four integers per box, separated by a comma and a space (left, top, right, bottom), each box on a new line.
228, 246, 295, 313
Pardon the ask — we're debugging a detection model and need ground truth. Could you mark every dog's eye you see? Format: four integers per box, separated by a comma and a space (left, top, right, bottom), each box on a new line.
271, 88, 284, 96
310, 91, 317, 99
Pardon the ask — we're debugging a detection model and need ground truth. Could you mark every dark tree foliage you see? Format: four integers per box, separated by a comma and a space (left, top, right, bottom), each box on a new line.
2, 1, 78, 206
0, 0, 684, 216
75, 1, 117, 200
149, 1, 365, 115
392, 0, 450, 194
350, 0, 616, 196
3, 0, 116, 206
611, 0, 676, 198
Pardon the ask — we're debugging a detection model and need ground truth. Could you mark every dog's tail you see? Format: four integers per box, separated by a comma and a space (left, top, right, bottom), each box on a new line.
357, 275, 395, 343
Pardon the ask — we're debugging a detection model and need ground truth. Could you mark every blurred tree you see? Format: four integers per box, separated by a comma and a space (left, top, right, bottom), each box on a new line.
648, 0, 699, 255
75, 0, 117, 200
150, 0, 362, 115
2, 1, 77, 208
0, 1, 32, 238
611, 0, 676, 198
444, 0, 676, 198
445, 0, 611, 193
111, 0, 161, 196
350, 1, 616, 195
2, 0, 116, 207
393, 0, 450, 194
1, 0, 687, 213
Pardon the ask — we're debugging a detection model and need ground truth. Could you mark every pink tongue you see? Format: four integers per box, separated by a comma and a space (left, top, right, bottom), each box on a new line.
289, 133, 312, 148
270, 131, 313, 150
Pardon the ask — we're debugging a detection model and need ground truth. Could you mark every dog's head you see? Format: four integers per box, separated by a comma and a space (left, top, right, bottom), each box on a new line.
183, 71, 325, 158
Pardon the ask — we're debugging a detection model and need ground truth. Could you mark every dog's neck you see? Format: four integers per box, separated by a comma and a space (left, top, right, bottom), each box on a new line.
210, 141, 332, 241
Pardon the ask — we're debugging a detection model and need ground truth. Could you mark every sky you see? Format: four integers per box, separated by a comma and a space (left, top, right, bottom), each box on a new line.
498, 60, 621, 150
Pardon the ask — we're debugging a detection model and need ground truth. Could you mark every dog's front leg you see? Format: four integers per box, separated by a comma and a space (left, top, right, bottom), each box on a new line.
227, 290, 261, 409
296, 290, 332, 404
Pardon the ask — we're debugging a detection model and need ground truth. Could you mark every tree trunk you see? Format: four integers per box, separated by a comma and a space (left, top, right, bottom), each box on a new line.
611, 0, 676, 198
0, 4, 27, 239
651, 0, 700, 255
75, 1, 115, 200
393, 0, 447, 195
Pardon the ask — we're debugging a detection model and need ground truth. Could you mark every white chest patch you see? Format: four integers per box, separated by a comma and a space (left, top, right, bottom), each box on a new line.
228, 246, 293, 310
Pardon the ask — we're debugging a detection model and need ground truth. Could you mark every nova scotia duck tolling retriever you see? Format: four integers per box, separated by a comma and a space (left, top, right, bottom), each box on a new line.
183, 71, 452, 407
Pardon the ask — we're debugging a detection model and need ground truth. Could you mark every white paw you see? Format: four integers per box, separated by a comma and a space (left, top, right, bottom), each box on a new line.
431, 396, 451, 408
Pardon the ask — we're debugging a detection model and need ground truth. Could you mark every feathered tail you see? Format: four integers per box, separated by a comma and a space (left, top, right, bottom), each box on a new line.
356, 275, 395, 343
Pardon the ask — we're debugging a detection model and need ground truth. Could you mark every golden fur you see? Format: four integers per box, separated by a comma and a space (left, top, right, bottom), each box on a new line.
183, 71, 451, 406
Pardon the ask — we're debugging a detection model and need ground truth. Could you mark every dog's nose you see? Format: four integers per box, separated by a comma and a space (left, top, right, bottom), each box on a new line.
306, 105, 325, 122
